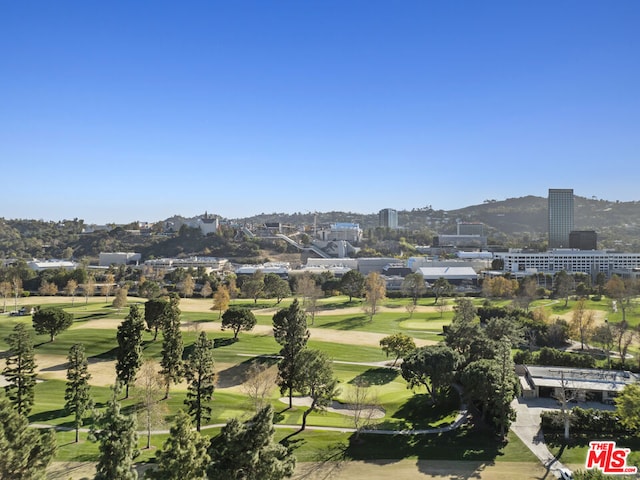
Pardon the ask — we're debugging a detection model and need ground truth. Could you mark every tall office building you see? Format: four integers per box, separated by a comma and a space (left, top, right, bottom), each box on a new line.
379, 208, 398, 229
548, 189, 574, 248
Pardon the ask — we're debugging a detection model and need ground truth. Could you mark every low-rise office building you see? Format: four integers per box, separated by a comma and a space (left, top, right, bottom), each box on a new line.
519, 365, 639, 403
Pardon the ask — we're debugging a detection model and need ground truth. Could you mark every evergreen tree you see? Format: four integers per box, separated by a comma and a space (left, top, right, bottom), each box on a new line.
65, 343, 93, 443
207, 405, 296, 480
32, 305, 73, 342
0, 396, 57, 480
184, 331, 215, 431
491, 338, 520, 437
145, 410, 209, 480
272, 299, 310, 408
90, 385, 139, 480
221, 307, 258, 340
400, 344, 461, 404
144, 297, 168, 341
293, 349, 339, 431
159, 295, 184, 399
3, 323, 37, 416
339, 269, 365, 301
116, 304, 145, 399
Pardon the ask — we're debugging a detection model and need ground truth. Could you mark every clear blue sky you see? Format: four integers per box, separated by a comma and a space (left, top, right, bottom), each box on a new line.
2, 1, 639, 224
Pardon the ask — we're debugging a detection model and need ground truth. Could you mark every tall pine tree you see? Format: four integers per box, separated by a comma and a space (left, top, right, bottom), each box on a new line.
207, 405, 295, 480
159, 295, 183, 399
184, 331, 215, 432
0, 396, 57, 480
65, 343, 93, 443
116, 304, 145, 399
90, 385, 139, 480
272, 299, 309, 409
3, 323, 37, 416
146, 410, 209, 480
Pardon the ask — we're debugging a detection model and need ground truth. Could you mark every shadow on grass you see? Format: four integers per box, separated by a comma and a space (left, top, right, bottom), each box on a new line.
216, 356, 279, 388
293, 441, 350, 479
390, 391, 458, 430
72, 311, 110, 322
349, 367, 398, 386
319, 315, 369, 330
344, 424, 505, 463
89, 347, 119, 360
30, 407, 69, 424
213, 337, 237, 348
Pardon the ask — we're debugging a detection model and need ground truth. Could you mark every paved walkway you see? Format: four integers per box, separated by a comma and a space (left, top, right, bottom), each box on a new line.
510, 397, 570, 479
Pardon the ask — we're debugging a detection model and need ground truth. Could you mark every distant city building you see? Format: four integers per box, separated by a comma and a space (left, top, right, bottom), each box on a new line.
378, 208, 398, 229
494, 249, 640, 279
316, 223, 362, 243
433, 234, 487, 249
569, 230, 597, 250
144, 256, 229, 274
235, 262, 290, 278
99, 252, 141, 266
27, 259, 78, 271
548, 189, 574, 248
457, 222, 484, 236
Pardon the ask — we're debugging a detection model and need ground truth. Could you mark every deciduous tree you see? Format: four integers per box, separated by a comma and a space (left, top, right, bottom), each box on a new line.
570, 298, 595, 350
103, 272, 115, 302
401, 272, 426, 306
431, 277, 453, 305
178, 274, 195, 298
184, 331, 216, 432
296, 273, 322, 325
65, 343, 93, 443
591, 323, 614, 368
3, 323, 37, 416
112, 287, 129, 312
242, 361, 278, 412
200, 281, 213, 300
0, 280, 11, 313
553, 270, 573, 307
38, 279, 58, 296
135, 361, 166, 450
212, 285, 231, 319
32, 305, 73, 342
82, 275, 96, 306
363, 272, 386, 321
64, 279, 79, 306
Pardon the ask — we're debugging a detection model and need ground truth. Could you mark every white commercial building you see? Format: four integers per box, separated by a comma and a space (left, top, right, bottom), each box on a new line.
99, 252, 142, 266
494, 249, 640, 279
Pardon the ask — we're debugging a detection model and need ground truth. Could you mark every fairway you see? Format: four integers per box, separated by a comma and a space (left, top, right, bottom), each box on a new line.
1, 293, 598, 479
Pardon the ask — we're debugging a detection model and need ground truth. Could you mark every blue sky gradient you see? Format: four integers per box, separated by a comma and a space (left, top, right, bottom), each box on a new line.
2, 1, 639, 223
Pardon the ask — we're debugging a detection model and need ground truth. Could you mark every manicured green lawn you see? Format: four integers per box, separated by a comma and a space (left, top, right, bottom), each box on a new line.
4, 292, 639, 467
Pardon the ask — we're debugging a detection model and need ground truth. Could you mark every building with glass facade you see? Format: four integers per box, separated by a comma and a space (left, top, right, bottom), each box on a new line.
378, 208, 398, 229
548, 189, 574, 248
